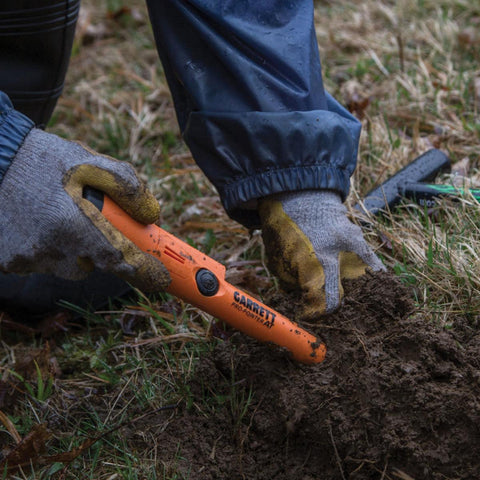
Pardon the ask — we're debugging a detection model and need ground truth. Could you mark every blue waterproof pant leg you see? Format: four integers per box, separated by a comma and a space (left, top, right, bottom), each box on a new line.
146, 0, 362, 227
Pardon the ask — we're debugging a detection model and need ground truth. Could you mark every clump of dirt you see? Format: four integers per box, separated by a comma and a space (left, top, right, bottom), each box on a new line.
153, 272, 480, 479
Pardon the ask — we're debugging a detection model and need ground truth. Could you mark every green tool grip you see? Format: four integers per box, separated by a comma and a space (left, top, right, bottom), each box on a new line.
400, 182, 480, 208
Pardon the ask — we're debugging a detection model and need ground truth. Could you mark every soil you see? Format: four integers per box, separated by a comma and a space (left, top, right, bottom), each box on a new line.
150, 272, 480, 480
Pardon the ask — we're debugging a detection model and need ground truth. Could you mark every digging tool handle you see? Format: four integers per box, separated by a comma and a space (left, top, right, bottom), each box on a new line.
83, 187, 326, 365
357, 149, 451, 215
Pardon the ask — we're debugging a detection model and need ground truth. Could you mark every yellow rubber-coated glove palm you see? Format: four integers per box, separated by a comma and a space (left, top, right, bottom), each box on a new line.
259, 190, 385, 319
0, 129, 170, 293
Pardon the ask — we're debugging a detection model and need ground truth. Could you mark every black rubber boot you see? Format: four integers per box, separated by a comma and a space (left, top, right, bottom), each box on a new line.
0, 0, 80, 127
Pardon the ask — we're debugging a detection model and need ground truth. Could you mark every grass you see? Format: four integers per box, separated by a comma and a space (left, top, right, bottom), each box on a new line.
1, 0, 479, 478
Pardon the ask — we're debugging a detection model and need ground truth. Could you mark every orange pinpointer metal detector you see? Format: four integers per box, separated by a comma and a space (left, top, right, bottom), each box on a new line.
84, 188, 326, 365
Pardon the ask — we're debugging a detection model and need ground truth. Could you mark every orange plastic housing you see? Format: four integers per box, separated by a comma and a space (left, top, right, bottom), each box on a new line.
101, 196, 326, 365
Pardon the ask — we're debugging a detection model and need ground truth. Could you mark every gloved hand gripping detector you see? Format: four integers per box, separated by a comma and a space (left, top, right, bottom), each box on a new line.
84, 187, 326, 365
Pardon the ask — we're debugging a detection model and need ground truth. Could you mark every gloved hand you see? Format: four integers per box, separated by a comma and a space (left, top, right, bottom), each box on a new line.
259, 190, 385, 318
0, 129, 170, 292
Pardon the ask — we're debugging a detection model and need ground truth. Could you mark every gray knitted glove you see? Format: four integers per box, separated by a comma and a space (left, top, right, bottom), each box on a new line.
259, 190, 385, 318
0, 129, 170, 292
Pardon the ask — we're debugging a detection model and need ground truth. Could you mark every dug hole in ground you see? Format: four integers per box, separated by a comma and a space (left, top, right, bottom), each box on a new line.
136, 271, 480, 480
